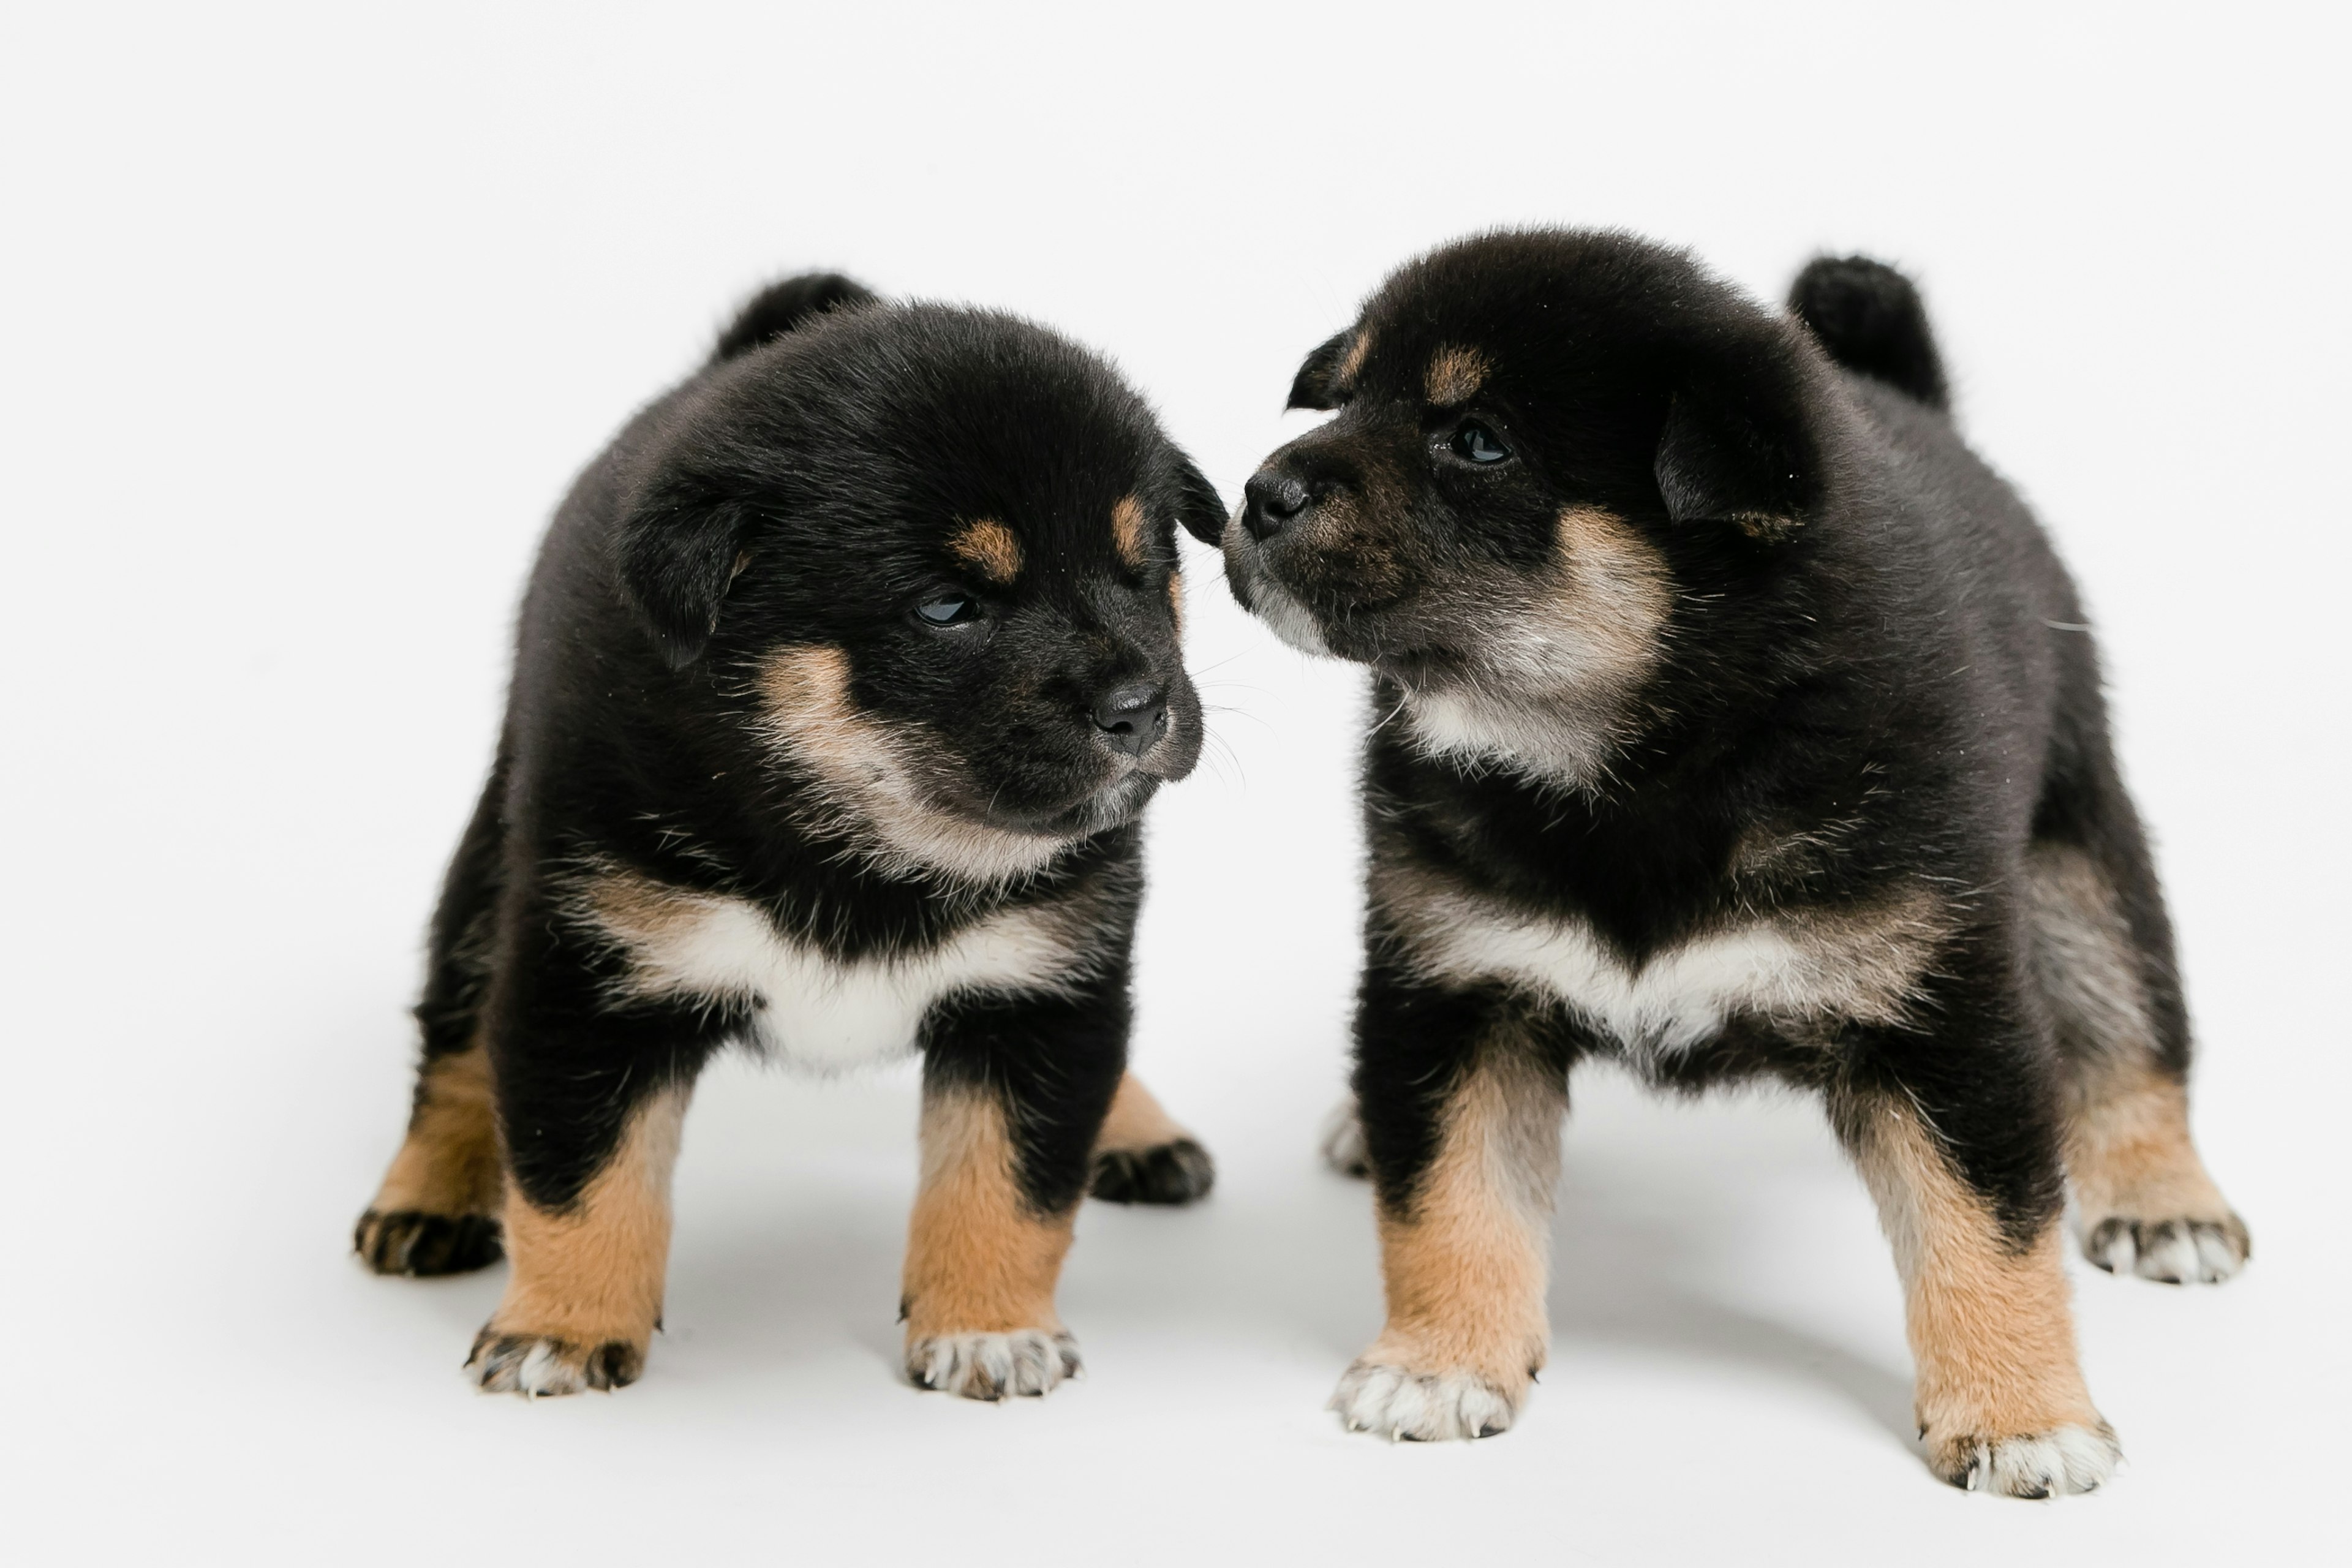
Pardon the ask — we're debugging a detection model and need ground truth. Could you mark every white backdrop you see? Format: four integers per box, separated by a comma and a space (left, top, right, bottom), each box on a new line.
4, 4, 2345, 1562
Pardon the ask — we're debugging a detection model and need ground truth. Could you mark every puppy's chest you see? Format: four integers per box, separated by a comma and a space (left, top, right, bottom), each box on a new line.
1380, 873, 1943, 1059
582, 878, 1087, 1070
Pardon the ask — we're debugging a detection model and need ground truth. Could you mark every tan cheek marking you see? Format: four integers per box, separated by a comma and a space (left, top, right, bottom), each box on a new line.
487, 1087, 689, 1354
1844, 1091, 2101, 1469
1553, 503, 1673, 682
759, 644, 903, 788
902, 1088, 1074, 1339
1167, 568, 1184, 634
367, 1039, 503, 1218
950, 518, 1022, 585
1092, 1071, 1189, 1155
1110, 495, 1147, 571
1424, 344, 1491, 405
1367, 1044, 1561, 1390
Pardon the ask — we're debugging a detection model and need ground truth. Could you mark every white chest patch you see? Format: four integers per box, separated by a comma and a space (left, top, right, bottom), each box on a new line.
578, 874, 1088, 1072
1381, 876, 1945, 1060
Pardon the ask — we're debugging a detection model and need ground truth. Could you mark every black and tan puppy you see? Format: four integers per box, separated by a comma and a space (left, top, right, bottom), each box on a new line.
1218, 232, 2246, 1494
356, 274, 1221, 1401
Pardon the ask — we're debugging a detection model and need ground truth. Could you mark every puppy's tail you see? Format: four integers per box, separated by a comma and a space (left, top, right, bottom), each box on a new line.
1787, 256, 1948, 412
710, 272, 878, 363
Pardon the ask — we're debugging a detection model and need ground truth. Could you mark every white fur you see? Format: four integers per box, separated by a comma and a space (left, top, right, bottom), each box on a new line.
1391, 885, 1934, 1063
1248, 578, 1330, 656
1330, 1360, 1520, 1442
1961, 1425, 2120, 1498
589, 888, 1089, 1072
908, 1330, 1081, 1400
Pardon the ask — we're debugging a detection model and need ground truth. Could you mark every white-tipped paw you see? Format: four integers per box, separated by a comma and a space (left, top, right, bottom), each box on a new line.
467, 1328, 644, 1396
907, 1329, 1080, 1401
1329, 1359, 1521, 1442
1933, 1423, 2120, 1498
2081, 1214, 2248, 1284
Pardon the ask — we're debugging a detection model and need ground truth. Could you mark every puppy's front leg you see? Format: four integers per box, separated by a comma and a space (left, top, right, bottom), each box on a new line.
903, 984, 1124, 1400
1335, 973, 1566, 1441
1838, 1077, 2120, 1496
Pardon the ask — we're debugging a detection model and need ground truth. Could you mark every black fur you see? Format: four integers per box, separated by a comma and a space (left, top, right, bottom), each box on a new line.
1223, 232, 2237, 1457
1788, 255, 1950, 411
366, 274, 1220, 1381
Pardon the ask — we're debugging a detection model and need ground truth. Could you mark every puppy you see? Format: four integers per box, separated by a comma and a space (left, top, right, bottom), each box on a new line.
1219, 232, 2247, 1495
356, 273, 1223, 1401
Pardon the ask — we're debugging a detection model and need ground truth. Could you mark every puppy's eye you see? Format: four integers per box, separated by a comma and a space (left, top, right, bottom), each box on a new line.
915, 595, 979, 627
1451, 422, 1512, 465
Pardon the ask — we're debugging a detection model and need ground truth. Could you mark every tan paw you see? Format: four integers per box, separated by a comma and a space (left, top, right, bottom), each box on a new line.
1928, 1422, 2120, 1498
907, 1329, 1080, 1401
467, 1327, 646, 1396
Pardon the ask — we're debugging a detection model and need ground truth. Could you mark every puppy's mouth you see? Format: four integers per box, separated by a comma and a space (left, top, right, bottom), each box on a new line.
974, 771, 1160, 839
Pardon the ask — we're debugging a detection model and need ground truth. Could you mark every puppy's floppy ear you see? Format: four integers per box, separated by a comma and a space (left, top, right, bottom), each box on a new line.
1170, 452, 1229, 546
614, 477, 758, 668
1286, 330, 1354, 412
1653, 373, 1821, 540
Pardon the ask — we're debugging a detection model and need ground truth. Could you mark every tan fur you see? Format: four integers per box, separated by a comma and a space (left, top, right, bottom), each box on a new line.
1167, 567, 1184, 632
2025, 842, 2237, 1226
1363, 1043, 1562, 1395
1092, 1071, 1187, 1155
757, 644, 1069, 883
368, 1041, 502, 1218
902, 1088, 1074, 1342
1109, 495, 1147, 570
949, 518, 1022, 584
1424, 344, 1491, 405
1551, 503, 1672, 685
1336, 328, 1373, 388
484, 1086, 689, 1357
2067, 1057, 2235, 1225
1845, 1091, 2105, 1476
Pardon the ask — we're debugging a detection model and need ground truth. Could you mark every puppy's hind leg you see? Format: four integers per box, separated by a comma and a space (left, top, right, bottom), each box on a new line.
357, 762, 507, 1276
1087, 1071, 1215, 1205
2027, 839, 2248, 1283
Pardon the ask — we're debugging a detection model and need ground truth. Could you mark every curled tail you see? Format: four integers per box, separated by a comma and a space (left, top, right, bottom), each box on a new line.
710, 271, 878, 363
1787, 255, 1948, 411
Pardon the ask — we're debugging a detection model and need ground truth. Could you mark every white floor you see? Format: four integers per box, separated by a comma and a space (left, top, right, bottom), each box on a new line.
6, 6, 2346, 1563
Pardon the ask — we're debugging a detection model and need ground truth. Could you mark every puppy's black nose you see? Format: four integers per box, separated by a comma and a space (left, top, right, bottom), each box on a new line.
1242, 470, 1312, 541
1092, 682, 1168, 757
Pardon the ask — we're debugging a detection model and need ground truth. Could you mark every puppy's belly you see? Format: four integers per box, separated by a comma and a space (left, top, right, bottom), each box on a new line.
1389, 884, 1943, 1060
582, 880, 1087, 1071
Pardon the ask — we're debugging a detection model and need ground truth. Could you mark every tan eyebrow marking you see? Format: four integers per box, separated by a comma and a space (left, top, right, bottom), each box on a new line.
1425, 345, 1492, 405
1338, 328, 1374, 387
949, 518, 1022, 584
1110, 495, 1148, 570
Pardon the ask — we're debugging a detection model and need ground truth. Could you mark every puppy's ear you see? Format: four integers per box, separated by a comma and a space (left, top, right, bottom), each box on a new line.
1653, 376, 1820, 540
1286, 330, 1355, 412
615, 481, 758, 668
1170, 453, 1229, 546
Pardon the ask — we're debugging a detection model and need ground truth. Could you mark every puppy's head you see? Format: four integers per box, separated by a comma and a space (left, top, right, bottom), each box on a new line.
1224, 230, 1827, 783
612, 297, 1221, 882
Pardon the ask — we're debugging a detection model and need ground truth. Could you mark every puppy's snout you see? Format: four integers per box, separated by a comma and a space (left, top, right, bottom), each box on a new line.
1091, 681, 1169, 758
1242, 470, 1313, 541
